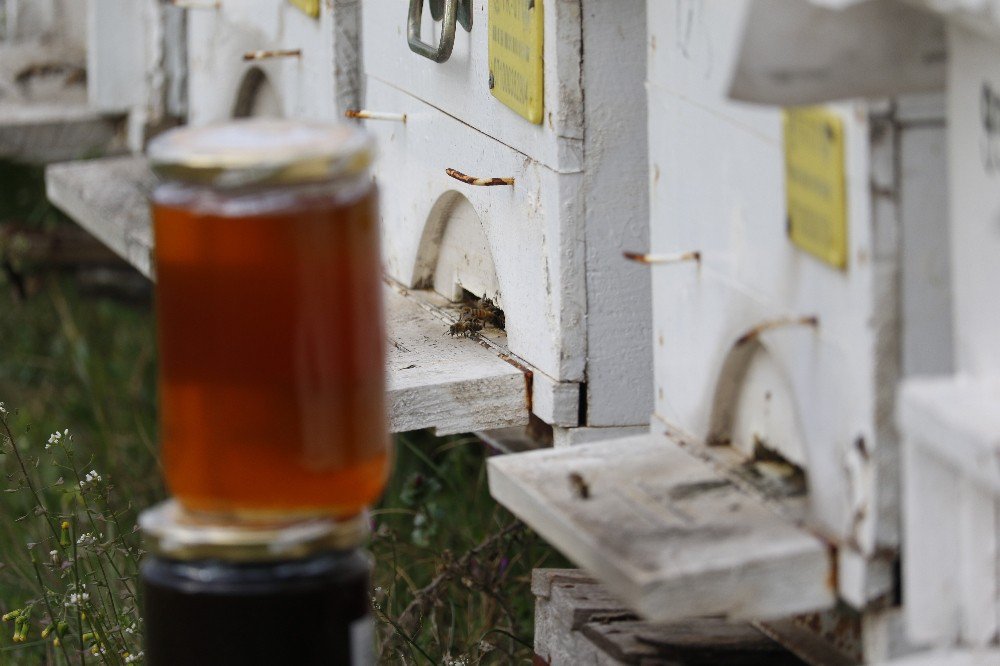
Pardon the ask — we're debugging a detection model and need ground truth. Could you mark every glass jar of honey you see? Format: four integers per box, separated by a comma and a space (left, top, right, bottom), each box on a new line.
147, 119, 389, 520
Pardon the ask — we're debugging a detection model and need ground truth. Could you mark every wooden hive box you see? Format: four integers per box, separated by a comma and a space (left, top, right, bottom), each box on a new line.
358, 0, 653, 440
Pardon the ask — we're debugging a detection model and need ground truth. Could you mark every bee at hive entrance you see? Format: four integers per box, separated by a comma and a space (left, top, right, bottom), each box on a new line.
448, 290, 506, 337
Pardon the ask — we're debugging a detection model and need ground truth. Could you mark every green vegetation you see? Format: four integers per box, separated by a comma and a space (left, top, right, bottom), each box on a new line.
0, 161, 561, 664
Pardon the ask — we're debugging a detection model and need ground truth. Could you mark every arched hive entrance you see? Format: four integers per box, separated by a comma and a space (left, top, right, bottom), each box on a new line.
413, 191, 502, 308
232, 67, 282, 119
706, 339, 807, 467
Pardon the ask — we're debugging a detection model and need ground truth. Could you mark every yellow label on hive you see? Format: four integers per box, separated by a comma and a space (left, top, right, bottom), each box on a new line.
489, 0, 544, 124
783, 107, 848, 269
288, 0, 320, 18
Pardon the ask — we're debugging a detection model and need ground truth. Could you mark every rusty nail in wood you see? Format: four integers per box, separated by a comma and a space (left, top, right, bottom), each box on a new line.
344, 109, 407, 123
446, 168, 514, 187
734, 315, 819, 347
623, 251, 701, 265
242, 49, 302, 61
172, 0, 220, 7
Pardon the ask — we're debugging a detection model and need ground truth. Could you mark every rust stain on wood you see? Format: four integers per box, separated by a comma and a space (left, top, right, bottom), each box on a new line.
623, 250, 701, 265
242, 49, 302, 61
445, 168, 515, 187
735, 315, 819, 347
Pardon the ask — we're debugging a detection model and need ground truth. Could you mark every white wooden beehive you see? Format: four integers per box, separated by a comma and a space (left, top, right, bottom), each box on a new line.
359, 0, 652, 434
0, 0, 123, 162
186, 0, 359, 124
648, 0, 953, 596
490, 2, 954, 660
0, 0, 191, 161
894, 17, 1000, 660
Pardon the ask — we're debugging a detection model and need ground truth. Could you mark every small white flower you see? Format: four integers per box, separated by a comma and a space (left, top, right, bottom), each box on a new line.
49, 549, 57, 556
64, 591, 90, 607
76, 533, 96, 547
80, 470, 102, 486
0, 402, 6, 415
125, 651, 144, 663
124, 623, 137, 635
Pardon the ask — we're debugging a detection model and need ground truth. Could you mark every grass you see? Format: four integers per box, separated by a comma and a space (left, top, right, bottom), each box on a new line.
0, 161, 563, 664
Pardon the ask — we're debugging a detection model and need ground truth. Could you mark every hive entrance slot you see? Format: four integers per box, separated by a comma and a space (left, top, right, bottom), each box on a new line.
708, 338, 808, 470
414, 191, 503, 311
232, 67, 281, 119
447, 288, 506, 338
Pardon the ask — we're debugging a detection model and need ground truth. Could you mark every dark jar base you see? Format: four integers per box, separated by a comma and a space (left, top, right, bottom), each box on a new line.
142, 549, 373, 665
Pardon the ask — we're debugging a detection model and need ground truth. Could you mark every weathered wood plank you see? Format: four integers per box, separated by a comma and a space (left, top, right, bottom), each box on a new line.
582, 619, 804, 666
0, 104, 123, 163
533, 568, 807, 666
384, 286, 528, 435
46, 156, 155, 277
45, 155, 529, 435
488, 434, 835, 623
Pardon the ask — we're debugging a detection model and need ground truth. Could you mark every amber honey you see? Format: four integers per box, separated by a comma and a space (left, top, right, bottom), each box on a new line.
151, 166, 388, 518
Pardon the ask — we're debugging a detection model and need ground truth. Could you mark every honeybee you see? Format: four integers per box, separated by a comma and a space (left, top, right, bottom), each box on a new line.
568, 472, 590, 499
449, 318, 483, 337
461, 297, 505, 329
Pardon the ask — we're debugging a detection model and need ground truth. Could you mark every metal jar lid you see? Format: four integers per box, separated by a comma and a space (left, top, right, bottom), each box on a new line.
139, 500, 369, 562
146, 119, 374, 189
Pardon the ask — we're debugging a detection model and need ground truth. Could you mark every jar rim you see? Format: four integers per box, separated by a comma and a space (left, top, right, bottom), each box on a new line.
147, 119, 374, 189
139, 500, 369, 561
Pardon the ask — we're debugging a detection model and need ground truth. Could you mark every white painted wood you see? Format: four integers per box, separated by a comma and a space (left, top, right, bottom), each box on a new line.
862, 607, 925, 664
532, 373, 580, 428
3, 0, 58, 43
898, 377, 1000, 649
361, 0, 583, 173
429, 191, 502, 304
44, 155, 530, 436
883, 648, 1000, 666
487, 433, 835, 622
647, 5, 953, 612
0, 20, 123, 162
947, 24, 1000, 377
551, 425, 649, 449
88, 0, 155, 113
364, 77, 587, 385
579, 0, 652, 427
899, 118, 954, 378
900, 378, 1000, 495
907, 0, 1000, 42
838, 549, 895, 610
187, 0, 359, 124
729, 0, 945, 105
88, 0, 187, 148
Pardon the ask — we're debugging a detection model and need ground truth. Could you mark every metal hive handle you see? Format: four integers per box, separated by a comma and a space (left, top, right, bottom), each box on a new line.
408, 0, 469, 63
